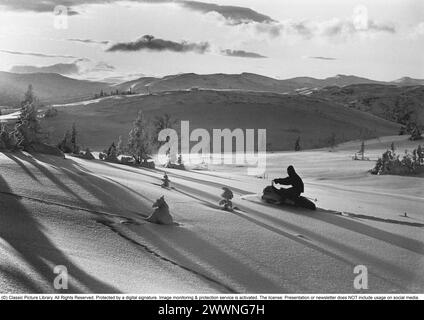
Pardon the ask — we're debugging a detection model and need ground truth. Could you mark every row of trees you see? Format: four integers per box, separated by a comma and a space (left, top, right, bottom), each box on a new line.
100, 111, 178, 166
371, 145, 424, 175
94, 87, 136, 99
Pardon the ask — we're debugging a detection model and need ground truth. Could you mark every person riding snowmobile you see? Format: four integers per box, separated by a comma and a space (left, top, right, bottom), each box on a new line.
273, 165, 304, 200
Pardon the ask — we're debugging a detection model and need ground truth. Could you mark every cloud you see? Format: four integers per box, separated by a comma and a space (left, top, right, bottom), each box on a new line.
0, 0, 276, 24
308, 56, 337, 61
106, 35, 210, 53
89, 61, 115, 72
221, 49, 266, 59
410, 22, 424, 38
181, 1, 275, 25
9, 59, 116, 77
0, 0, 276, 27
254, 5, 395, 39
0, 49, 80, 59
67, 38, 110, 45
10, 62, 80, 75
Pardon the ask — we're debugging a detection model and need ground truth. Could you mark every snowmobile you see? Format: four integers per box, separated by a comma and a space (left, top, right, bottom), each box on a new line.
262, 181, 316, 210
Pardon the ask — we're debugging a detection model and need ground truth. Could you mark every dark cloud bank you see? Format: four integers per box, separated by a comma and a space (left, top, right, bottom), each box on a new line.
221, 49, 266, 59
106, 35, 210, 53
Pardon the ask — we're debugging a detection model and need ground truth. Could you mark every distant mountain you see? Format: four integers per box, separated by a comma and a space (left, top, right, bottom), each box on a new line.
10, 63, 79, 76
289, 74, 386, 88
113, 72, 298, 94
1, 70, 423, 109
114, 73, 391, 96
0, 71, 109, 106
392, 77, 424, 86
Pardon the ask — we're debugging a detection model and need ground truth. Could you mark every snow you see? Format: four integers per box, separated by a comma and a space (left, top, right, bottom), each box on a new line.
0, 136, 423, 293
0, 111, 20, 122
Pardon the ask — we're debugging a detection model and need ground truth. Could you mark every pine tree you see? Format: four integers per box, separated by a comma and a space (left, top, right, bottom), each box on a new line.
177, 154, 183, 165
153, 113, 177, 148
22, 84, 36, 106
58, 130, 73, 153
358, 140, 365, 159
14, 85, 42, 149
417, 145, 423, 164
127, 110, 151, 164
71, 122, 79, 153
106, 142, 117, 160
219, 187, 234, 211
328, 132, 337, 150
390, 142, 395, 153
294, 136, 301, 151
116, 135, 123, 155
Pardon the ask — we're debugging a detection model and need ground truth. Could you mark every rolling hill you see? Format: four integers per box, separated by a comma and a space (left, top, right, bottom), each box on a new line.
113, 73, 388, 95
0, 71, 109, 107
1, 70, 422, 108
43, 89, 400, 151
311, 84, 424, 125
393, 77, 424, 86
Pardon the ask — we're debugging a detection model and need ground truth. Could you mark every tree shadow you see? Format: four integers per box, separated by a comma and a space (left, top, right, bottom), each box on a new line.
0, 171, 120, 293
138, 225, 288, 293
0, 152, 166, 293
3, 153, 40, 182
11, 152, 152, 218
234, 203, 423, 290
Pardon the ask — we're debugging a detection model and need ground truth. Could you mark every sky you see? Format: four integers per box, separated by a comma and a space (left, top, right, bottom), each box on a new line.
0, 0, 423, 82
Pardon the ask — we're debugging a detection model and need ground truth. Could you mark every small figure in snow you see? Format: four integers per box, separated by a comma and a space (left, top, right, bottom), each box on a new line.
161, 173, 170, 188
273, 165, 304, 202
219, 187, 234, 211
146, 196, 174, 225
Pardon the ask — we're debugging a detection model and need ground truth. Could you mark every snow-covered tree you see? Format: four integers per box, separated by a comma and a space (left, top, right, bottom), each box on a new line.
153, 113, 177, 148
116, 135, 124, 154
127, 110, 152, 164
219, 187, 234, 211
417, 145, 423, 164
14, 85, 42, 149
58, 130, 73, 153
106, 142, 118, 161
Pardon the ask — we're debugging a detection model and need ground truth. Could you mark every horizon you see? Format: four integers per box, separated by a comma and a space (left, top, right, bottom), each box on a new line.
0, 0, 423, 82
1, 69, 420, 85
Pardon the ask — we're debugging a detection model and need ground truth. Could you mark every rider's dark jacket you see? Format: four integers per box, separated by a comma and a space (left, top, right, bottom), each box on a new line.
274, 166, 304, 194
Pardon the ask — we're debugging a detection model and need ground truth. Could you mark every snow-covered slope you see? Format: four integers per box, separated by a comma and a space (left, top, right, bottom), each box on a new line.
0, 137, 423, 293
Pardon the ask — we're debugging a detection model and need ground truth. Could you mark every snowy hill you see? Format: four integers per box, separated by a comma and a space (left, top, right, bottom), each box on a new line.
1, 136, 423, 293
